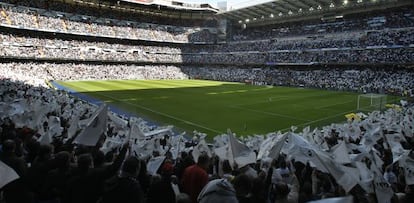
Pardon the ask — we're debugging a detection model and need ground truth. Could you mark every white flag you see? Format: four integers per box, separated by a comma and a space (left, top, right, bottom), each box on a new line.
108, 112, 128, 130
257, 133, 277, 160
8, 99, 26, 116
286, 133, 327, 172
399, 152, 414, 185
31, 100, 48, 129
38, 131, 52, 144
374, 175, 394, 203
228, 129, 256, 168
171, 133, 186, 160
355, 161, 374, 193
100, 138, 122, 155
214, 145, 229, 161
361, 125, 382, 147
48, 116, 64, 138
129, 121, 146, 140
0, 160, 19, 189
132, 139, 154, 158
331, 141, 351, 164
268, 132, 288, 159
192, 139, 212, 161
73, 104, 108, 146
67, 114, 80, 139
315, 151, 358, 192
147, 156, 166, 175
308, 196, 353, 203
385, 133, 406, 162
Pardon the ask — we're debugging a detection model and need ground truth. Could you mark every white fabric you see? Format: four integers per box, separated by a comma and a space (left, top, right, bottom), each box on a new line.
0, 160, 20, 189
73, 104, 108, 146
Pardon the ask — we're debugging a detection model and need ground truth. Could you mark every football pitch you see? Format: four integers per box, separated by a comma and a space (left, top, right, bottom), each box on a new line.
57, 79, 378, 137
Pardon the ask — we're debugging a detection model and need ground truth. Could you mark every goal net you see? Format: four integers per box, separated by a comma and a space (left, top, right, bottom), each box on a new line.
357, 93, 387, 112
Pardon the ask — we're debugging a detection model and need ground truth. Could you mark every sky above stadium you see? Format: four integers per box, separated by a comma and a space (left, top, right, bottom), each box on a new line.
181, 0, 273, 10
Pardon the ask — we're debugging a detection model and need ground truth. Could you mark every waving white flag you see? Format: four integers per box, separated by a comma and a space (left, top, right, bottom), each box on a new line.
0, 160, 19, 189
74, 104, 108, 146
308, 196, 353, 203
228, 129, 256, 168
147, 156, 166, 176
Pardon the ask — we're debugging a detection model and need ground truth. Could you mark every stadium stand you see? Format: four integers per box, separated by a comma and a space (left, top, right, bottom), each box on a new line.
0, 2, 218, 43
1, 0, 414, 203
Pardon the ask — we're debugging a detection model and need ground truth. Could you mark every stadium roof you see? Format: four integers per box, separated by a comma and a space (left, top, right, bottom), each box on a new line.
71, 0, 218, 20
218, 0, 413, 27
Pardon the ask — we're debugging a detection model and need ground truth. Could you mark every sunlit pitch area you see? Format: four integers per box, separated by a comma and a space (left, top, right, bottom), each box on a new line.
58, 79, 372, 138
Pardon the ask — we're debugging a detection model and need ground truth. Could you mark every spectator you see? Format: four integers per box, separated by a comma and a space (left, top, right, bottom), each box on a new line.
147, 160, 177, 203
100, 156, 144, 203
271, 174, 300, 203
181, 153, 210, 203
0, 139, 33, 203
197, 178, 238, 203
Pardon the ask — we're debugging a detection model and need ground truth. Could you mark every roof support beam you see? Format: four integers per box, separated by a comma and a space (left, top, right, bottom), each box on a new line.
250, 8, 273, 19
237, 12, 256, 20
284, 0, 312, 10
246, 7, 267, 18
261, 6, 282, 15
306, 0, 323, 7
272, 1, 296, 13
266, 3, 289, 13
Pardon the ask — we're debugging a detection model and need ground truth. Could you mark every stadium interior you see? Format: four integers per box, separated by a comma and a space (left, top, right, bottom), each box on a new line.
1, 0, 414, 202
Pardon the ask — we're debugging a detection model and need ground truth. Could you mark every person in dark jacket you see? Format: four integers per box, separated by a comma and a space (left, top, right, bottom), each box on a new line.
100, 156, 144, 203
63, 143, 128, 203
147, 160, 176, 203
42, 151, 72, 202
0, 139, 33, 203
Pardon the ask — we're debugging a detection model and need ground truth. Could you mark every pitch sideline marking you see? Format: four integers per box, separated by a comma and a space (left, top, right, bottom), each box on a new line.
107, 95, 224, 134
87, 91, 224, 134
62, 82, 224, 134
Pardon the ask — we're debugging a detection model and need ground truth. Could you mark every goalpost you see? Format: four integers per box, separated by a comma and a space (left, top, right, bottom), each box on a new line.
357, 93, 387, 112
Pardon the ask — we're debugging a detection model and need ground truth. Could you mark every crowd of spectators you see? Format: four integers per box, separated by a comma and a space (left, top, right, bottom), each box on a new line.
198, 28, 414, 52
1, 0, 218, 27
230, 7, 414, 41
182, 66, 414, 96
1, 27, 413, 65
0, 1, 413, 66
0, 62, 413, 97
0, 62, 414, 203
0, 2, 217, 43
0, 62, 188, 83
1, 1, 414, 203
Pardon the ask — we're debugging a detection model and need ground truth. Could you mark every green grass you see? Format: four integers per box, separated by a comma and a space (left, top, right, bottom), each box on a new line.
56, 79, 390, 138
